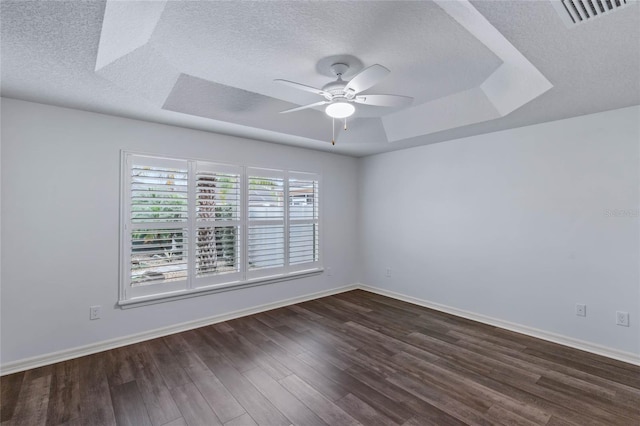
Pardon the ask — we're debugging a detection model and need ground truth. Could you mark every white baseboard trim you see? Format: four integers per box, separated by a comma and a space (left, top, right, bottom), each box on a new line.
0, 283, 359, 376
358, 284, 640, 366
4, 283, 638, 374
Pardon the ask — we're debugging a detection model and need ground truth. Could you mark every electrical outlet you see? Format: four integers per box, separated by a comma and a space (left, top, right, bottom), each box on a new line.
385, 267, 392, 277
616, 311, 629, 327
575, 304, 586, 317
327, 267, 332, 277
90, 305, 101, 320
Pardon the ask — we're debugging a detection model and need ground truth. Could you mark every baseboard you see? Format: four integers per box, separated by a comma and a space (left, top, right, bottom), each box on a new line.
4, 282, 637, 374
358, 284, 640, 366
0, 283, 359, 376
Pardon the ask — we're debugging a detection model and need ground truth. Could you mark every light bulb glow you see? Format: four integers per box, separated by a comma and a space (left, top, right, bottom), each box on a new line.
325, 102, 355, 119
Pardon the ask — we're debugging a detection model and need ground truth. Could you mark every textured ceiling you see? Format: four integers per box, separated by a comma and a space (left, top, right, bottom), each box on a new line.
1, 0, 639, 157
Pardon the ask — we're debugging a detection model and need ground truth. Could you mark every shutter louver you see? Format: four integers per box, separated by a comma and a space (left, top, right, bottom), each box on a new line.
248, 176, 284, 220
289, 177, 319, 266
248, 173, 285, 273
248, 225, 285, 270
196, 171, 240, 221
195, 167, 242, 280
131, 165, 188, 223
128, 157, 189, 294
131, 228, 188, 285
289, 223, 318, 265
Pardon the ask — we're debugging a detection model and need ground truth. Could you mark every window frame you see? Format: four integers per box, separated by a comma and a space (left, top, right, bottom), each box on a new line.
119, 151, 323, 307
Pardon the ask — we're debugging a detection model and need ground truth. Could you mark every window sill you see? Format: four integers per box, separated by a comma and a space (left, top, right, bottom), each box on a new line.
118, 268, 324, 309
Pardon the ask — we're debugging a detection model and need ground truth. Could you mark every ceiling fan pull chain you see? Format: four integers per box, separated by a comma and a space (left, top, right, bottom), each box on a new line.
344, 117, 347, 131
332, 117, 335, 145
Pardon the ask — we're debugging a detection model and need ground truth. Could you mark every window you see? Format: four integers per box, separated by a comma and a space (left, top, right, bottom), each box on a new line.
120, 153, 321, 304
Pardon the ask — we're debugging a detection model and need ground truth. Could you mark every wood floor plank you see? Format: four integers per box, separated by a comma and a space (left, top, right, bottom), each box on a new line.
223, 413, 258, 426
126, 348, 182, 426
77, 354, 116, 426
200, 355, 290, 426
255, 340, 349, 402
386, 371, 495, 426
105, 347, 136, 387
545, 415, 577, 426
213, 322, 235, 333
400, 414, 467, 426
160, 418, 188, 426
392, 350, 552, 424
9, 372, 51, 426
57, 418, 84, 426
0, 371, 24, 423
245, 316, 307, 356
485, 404, 541, 426
279, 374, 362, 426
400, 399, 469, 426
110, 381, 153, 426
163, 334, 215, 382
243, 367, 326, 426
3, 290, 639, 426
438, 358, 620, 426
199, 326, 257, 373
342, 361, 406, 396
235, 334, 293, 380
45, 359, 80, 426
170, 382, 222, 426
523, 347, 640, 388
145, 339, 192, 390
335, 393, 398, 426
178, 333, 247, 424
296, 349, 412, 424
192, 378, 245, 423
536, 375, 639, 420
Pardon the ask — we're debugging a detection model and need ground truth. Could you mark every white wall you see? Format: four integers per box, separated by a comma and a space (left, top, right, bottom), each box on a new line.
359, 106, 640, 356
0, 98, 359, 365
2, 97, 638, 367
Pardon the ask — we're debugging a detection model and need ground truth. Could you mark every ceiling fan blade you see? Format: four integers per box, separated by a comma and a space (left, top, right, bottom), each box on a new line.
274, 79, 329, 97
279, 100, 328, 114
354, 94, 413, 108
343, 64, 390, 95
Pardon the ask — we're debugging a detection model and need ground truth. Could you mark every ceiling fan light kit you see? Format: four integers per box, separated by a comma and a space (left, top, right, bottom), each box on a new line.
325, 101, 355, 119
275, 62, 413, 146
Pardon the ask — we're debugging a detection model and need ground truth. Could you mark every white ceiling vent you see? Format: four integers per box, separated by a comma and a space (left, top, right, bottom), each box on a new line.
550, 0, 631, 27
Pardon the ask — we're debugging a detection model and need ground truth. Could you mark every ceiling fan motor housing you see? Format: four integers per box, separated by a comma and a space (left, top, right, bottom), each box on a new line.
330, 63, 349, 77
323, 63, 357, 100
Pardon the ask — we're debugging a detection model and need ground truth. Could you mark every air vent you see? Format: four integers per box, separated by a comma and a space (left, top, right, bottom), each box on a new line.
550, 0, 630, 27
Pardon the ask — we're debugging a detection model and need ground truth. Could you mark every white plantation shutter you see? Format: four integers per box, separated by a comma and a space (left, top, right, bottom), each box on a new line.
121, 153, 322, 304
125, 155, 190, 299
289, 173, 320, 270
194, 162, 242, 286
247, 169, 285, 278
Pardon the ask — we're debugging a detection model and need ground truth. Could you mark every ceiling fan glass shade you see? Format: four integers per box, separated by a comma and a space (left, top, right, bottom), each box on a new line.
325, 101, 355, 118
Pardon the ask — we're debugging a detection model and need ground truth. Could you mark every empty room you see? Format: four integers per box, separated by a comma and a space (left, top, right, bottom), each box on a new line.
1, 1, 639, 425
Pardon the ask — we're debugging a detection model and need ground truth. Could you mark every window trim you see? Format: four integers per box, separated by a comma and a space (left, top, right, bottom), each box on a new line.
119, 151, 323, 307
117, 268, 323, 309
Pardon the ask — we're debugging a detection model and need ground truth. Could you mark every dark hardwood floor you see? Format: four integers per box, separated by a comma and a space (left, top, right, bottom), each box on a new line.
2, 290, 639, 425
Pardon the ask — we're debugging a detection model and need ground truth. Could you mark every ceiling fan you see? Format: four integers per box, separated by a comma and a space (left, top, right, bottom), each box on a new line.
274, 63, 413, 120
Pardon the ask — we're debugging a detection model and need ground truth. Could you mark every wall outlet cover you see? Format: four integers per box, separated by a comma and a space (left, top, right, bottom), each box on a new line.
90, 305, 101, 320
616, 311, 629, 327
